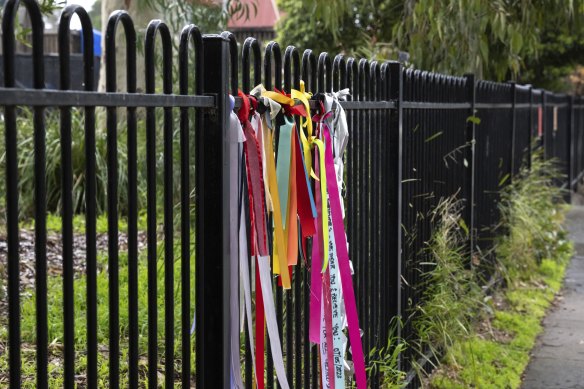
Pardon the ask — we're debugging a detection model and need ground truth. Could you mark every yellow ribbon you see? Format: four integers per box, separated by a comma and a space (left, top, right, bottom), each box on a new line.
310, 136, 329, 272
262, 91, 294, 107
261, 82, 329, 273
291, 82, 316, 180
262, 116, 291, 289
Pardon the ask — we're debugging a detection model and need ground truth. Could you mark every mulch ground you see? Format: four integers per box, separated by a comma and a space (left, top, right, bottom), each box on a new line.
0, 229, 147, 322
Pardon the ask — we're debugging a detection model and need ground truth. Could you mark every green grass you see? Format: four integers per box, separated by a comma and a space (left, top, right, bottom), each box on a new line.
430, 250, 571, 389
23, 212, 149, 234
0, 239, 196, 387
410, 198, 484, 378
416, 153, 573, 388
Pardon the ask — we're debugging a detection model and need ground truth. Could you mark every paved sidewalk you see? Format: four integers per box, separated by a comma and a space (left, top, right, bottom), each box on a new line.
522, 205, 584, 389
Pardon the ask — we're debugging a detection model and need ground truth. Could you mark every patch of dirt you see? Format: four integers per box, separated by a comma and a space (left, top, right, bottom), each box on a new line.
475, 315, 513, 344
0, 229, 147, 320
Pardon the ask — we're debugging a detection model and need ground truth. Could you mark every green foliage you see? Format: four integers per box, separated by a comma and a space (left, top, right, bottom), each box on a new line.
143, 0, 256, 35
281, 0, 584, 82
11, 242, 195, 387
410, 198, 483, 378
431, 250, 571, 389
23, 212, 149, 234
496, 151, 569, 282
276, 0, 367, 55
367, 318, 407, 388
519, 5, 584, 91
37, 0, 63, 15
88, 0, 102, 31
0, 107, 195, 220
429, 151, 573, 388
0, 108, 110, 218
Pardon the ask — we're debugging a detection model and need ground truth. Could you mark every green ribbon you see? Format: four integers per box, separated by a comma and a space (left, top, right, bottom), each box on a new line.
276, 116, 294, 228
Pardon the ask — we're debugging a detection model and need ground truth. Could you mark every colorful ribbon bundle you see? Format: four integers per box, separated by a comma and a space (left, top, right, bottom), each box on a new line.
230, 84, 367, 389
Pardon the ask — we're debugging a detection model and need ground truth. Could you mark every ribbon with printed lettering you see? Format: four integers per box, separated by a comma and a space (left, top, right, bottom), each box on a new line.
231, 86, 366, 389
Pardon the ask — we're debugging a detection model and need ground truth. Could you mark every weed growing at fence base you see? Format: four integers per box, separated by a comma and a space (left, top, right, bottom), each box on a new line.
409, 198, 484, 383
367, 318, 407, 388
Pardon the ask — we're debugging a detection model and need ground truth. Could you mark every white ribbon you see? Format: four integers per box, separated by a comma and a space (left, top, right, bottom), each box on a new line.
257, 255, 290, 389
230, 110, 245, 388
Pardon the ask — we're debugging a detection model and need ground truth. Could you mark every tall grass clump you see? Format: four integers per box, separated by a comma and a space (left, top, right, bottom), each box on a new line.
410, 197, 483, 379
368, 318, 407, 388
496, 152, 570, 281
0, 106, 196, 221
0, 108, 123, 218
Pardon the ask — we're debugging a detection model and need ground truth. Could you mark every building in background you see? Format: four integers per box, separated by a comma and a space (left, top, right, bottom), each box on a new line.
227, 0, 279, 43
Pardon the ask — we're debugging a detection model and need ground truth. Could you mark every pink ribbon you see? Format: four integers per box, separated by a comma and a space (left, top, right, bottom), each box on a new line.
309, 151, 323, 343
323, 125, 367, 389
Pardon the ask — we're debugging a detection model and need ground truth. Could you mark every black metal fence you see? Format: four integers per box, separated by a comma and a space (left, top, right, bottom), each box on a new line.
1, 1, 583, 388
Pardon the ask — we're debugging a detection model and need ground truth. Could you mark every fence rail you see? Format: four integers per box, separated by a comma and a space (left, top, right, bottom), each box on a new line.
1, 1, 583, 388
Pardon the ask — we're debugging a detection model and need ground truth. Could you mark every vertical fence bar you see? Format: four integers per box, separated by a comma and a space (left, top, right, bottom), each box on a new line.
264, 40, 282, 389
197, 34, 232, 389
509, 81, 517, 179
105, 12, 136, 388
464, 74, 476, 259
387, 61, 403, 367
179, 24, 203, 389
241, 36, 261, 389
2, 1, 46, 387
58, 6, 94, 388
380, 61, 391, 370
145, 20, 175, 389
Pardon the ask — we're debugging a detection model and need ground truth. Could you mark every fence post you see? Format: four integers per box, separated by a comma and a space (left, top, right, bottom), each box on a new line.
387, 61, 403, 367
509, 81, 517, 179
198, 34, 232, 389
464, 74, 476, 261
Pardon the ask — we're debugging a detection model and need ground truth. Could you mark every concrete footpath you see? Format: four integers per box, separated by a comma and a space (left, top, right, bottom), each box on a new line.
522, 205, 584, 389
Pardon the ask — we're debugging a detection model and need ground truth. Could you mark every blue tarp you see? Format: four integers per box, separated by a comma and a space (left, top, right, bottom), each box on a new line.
80, 28, 102, 57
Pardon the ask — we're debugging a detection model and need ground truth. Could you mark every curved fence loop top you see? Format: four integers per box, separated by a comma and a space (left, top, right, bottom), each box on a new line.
242, 37, 261, 94
347, 57, 359, 100
264, 41, 282, 91
145, 19, 173, 95
178, 24, 203, 96
370, 61, 381, 100
2, 0, 44, 88
317, 52, 332, 93
301, 49, 317, 93
333, 54, 347, 91
105, 10, 136, 93
358, 59, 370, 101
380, 61, 391, 100
59, 5, 94, 91
283, 45, 300, 92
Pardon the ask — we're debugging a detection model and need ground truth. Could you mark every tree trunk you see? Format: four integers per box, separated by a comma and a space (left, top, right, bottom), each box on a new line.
98, 0, 161, 93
